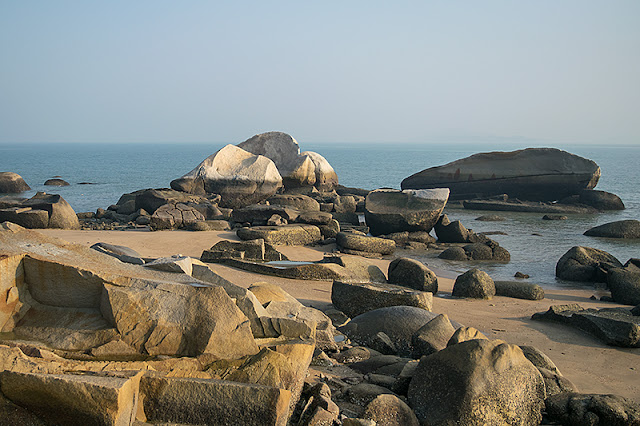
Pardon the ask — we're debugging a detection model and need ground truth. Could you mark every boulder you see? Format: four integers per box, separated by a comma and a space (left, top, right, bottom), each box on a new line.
90, 242, 145, 265
475, 214, 505, 221
362, 394, 419, 426
411, 314, 457, 357
301, 150, 339, 191
331, 281, 432, 318
387, 257, 438, 293
607, 268, 640, 306
44, 178, 70, 186
452, 269, 495, 299
267, 194, 320, 211
401, 147, 600, 201
201, 239, 288, 262
439, 240, 510, 262
132, 188, 217, 215
494, 281, 545, 300
150, 203, 206, 230
543, 214, 567, 220
0, 207, 49, 229
0, 172, 31, 193
248, 282, 301, 306
556, 246, 623, 282
144, 255, 194, 275
12, 192, 80, 229
434, 214, 470, 243
296, 382, 340, 426
545, 392, 640, 426
336, 232, 395, 255
364, 188, 449, 236
447, 326, 488, 346
579, 189, 625, 210
339, 306, 441, 357
407, 339, 546, 425
232, 204, 300, 225
584, 220, 640, 239
170, 144, 283, 208
237, 224, 322, 246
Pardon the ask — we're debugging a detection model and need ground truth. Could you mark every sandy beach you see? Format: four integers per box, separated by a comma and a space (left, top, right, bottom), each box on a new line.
40, 228, 640, 402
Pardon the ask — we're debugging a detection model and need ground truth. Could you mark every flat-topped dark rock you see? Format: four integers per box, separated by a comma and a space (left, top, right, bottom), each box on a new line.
401, 148, 600, 201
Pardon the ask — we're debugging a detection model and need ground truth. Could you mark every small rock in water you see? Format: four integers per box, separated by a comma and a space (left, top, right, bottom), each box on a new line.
475, 215, 505, 221
44, 178, 70, 186
542, 215, 567, 220
514, 272, 529, 279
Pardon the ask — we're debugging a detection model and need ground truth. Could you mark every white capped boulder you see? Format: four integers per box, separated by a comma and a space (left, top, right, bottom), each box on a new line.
170, 144, 283, 209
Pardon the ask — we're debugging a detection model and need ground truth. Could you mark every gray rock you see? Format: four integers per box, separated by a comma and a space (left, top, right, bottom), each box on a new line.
364, 188, 449, 236
0, 172, 31, 193
401, 147, 600, 201
475, 214, 505, 221
21, 192, 80, 229
556, 246, 622, 282
133, 188, 216, 214
336, 232, 395, 255
339, 306, 441, 357
538, 367, 578, 397
434, 214, 470, 243
201, 239, 287, 262
362, 394, 419, 426
545, 392, 640, 426
543, 214, 567, 220
237, 224, 322, 246
150, 203, 205, 230
387, 257, 438, 293
579, 189, 625, 210
232, 204, 300, 225
494, 281, 545, 300
446, 326, 488, 346
438, 240, 510, 262
90, 242, 145, 265
438, 246, 468, 261
0, 206, 49, 229
43, 178, 70, 186
331, 281, 432, 319
411, 314, 457, 357
607, 267, 640, 306
267, 194, 320, 211
584, 219, 640, 239
345, 383, 398, 407
407, 339, 546, 425
452, 269, 495, 299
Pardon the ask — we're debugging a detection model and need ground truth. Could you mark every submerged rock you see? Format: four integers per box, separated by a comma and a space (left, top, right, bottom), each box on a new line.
401, 147, 600, 201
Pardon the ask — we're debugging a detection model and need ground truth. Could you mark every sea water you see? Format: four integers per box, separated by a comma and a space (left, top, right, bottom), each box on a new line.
1, 141, 638, 288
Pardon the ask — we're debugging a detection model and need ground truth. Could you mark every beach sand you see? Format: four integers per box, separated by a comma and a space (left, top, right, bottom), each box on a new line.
40, 228, 640, 402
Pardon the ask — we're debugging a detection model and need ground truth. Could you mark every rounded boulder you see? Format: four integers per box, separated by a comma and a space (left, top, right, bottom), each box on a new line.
452, 269, 495, 299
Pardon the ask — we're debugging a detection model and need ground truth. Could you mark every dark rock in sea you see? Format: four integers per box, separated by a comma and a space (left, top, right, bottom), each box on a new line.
475, 214, 505, 221
463, 199, 598, 213
514, 271, 529, 279
331, 281, 432, 319
401, 147, 600, 202
434, 214, 470, 243
407, 339, 545, 425
494, 281, 545, 300
0, 172, 31, 193
44, 178, 70, 186
579, 189, 625, 210
387, 257, 438, 293
339, 306, 441, 357
556, 246, 622, 282
452, 269, 495, 299
545, 392, 640, 426
584, 219, 640, 239
532, 304, 640, 348
364, 188, 449, 236
543, 214, 567, 220
267, 194, 320, 211
607, 267, 640, 306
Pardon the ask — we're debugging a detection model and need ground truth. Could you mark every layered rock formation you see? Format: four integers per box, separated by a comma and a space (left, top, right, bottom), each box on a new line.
401, 148, 600, 201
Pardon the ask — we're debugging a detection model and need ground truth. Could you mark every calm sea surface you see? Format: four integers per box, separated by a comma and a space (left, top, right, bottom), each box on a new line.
1, 142, 638, 288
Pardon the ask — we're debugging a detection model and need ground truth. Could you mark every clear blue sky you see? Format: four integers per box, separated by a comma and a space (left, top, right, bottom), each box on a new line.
1, 1, 638, 145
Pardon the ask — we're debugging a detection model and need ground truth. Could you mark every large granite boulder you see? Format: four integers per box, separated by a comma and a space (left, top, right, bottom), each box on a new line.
170, 144, 283, 208
556, 246, 623, 282
0, 192, 80, 229
402, 148, 600, 201
607, 268, 640, 306
452, 269, 496, 299
584, 220, 640, 239
407, 339, 546, 425
364, 188, 449, 236
0, 172, 31, 193
331, 281, 432, 318
387, 257, 438, 293
238, 131, 338, 190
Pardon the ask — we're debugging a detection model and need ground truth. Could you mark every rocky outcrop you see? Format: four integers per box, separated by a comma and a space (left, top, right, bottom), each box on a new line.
336, 232, 395, 256
401, 147, 600, 201
150, 203, 205, 230
556, 246, 622, 282
331, 281, 432, 318
438, 240, 510, 262
0, 172, 31, 193
0, 192, 80, 229
452, 269, 495, 299
387, 257, 438, 293
364, 188, 449, 236
170, 144, 283, 208
407, 339, 546, 425
584, 219, 640, 239
237, 224, 322, 246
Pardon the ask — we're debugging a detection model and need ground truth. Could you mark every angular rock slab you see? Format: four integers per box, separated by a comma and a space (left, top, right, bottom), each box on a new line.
331, 281, 432, 318
336, 232, 396, 255
171, 144, 283, 209
364, 188, 449, 236
103, 280, 259, 357
401, 147, 600, 201
0, 370, 142, 426
407, 339, 546, 426
237, 224, 322, 245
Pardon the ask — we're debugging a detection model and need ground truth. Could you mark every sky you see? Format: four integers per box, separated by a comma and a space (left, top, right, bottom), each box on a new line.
0, 1, 638, 145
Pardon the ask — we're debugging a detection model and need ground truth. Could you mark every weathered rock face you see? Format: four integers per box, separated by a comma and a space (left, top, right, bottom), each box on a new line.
452, 269, 496, 299
556, 246, 622, 282
411, 314, 457, 357
407, 339, 546, 426
237, 132, 339, 191
545, 392, 640, 426
584, 220, 640, 239
336, 232, 396, 256
608, 268, 640, 306
401, 147, 601, 201
494, 281, 545, 300
44, 178, 70, 187
579, 189, 625, 210
267, 194, 320, 211
150, 203, 206, 230
364, 188, 449, 236
237, 224, 322, 246
362, 394, 420, 426
170, 144, 283, 208
0, 172, 31, 193
331, 281, 432, 318
387, 257, 438, 293
0, 192, 80, 229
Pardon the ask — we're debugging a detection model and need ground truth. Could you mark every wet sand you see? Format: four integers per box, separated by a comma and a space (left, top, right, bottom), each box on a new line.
40, 228, 640, 401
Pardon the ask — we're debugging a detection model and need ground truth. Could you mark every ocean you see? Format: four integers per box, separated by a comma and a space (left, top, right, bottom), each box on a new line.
1, 141, 638, 289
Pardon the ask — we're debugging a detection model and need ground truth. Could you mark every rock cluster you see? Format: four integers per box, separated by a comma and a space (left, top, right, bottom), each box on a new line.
0, 192, 80, 229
